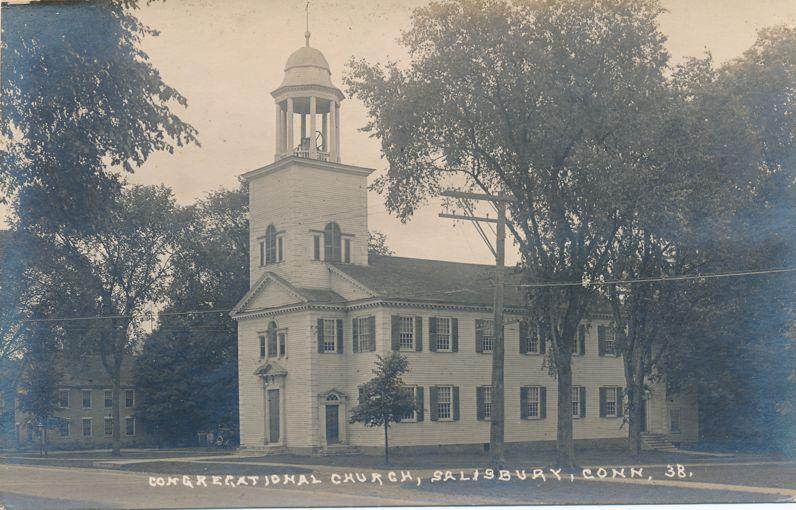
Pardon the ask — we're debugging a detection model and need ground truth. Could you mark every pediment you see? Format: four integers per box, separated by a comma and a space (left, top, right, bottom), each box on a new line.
231, 272, 307, 317
254, 361, 288, 377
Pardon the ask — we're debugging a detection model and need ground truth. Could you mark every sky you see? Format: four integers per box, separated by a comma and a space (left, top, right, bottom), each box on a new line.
5, 0, 796, 265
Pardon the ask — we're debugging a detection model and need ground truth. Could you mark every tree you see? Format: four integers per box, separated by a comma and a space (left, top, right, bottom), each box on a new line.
134, 186, 247, 445
0, 1, 197, 231
346, 0, 669, 467
368, 231, 394, 256
26, 185, 181, 456
349, 352, 416, 464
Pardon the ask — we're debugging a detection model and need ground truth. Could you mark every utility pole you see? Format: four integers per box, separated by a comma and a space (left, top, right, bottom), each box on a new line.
439, 189, 513, 469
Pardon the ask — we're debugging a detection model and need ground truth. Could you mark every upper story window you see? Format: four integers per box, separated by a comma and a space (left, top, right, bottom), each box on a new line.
82, 390, 92, 409
598, 325, 617, 356
476, 319, 494, 353
435, 317, 452, 351
318, 318, 342, 353
58, 389, 70, 409
399, 316, 415, 350
324, 222, 342, 262
104, 390, 112, 409
125, 390, 135, 408
260, 225, 284, 266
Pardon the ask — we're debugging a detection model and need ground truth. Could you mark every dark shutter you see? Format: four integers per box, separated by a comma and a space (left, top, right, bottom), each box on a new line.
368, 316, 376, 352
540, 387, 547, 419
313, 235, 320, 260
519, 321, 529, 354
317, 319, 324, 353
580, 387, 587, 417
451, 318, 459, 352
475, 319, 484, 353
520, 387, 529, 419
416, 387, 424, 422
429, 386, 439, 421
598, 325, 606, 356
391, 316, 400, 351
336, 319, 344, 354
578, 325, 586, 355
599, 387, 606, 417
429, 317, 438, 352
352, 318, 359, 353
415, 316, 423, 351
476, 387, 485, 420
452, 386, 460, 421
259, 335, 266, 358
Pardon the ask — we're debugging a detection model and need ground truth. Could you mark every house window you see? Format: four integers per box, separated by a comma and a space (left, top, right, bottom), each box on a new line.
399, 316, 414, 350
575, 325, 585, 356
82, 390, 92, 409
437, 386, 452, 420
58, 420, 70, 437
104, 390, 113, 409
344, 238, 351, 263
670, 408, 682, 434
125, 416, 135, 436
400, 386, 416, 421
481, 320, 494, 352
572, 387, 582, 418
322, 319, 337, 352
478, 386, 492, 420
313, 234, 322, 261
527, 386, 540, 418
58, 389, 69, 409
323, 222, 342, 262
125, 390, 134, 408
605, 387, 618, 417
436, 318, 451, 351
355, 317, 371, 352
82, 418, 92, 437
599, 325, 617, 356
278, 331, 287, 357
259, 334, 267, 358
104, 416, 113, 436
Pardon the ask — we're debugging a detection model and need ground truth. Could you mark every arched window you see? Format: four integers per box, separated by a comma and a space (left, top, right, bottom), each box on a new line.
267, 321, 278, 358
265, 225, 277, 264
323, 222, 341, 262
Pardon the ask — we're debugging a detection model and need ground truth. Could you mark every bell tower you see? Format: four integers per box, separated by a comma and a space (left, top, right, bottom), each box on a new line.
242, 26, 372, 290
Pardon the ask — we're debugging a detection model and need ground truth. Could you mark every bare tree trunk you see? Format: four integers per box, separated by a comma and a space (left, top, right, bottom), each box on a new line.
383, 421, 389, 465
555, 361, 575, 467
628, 380, 644, 456
112, 375, 121, 457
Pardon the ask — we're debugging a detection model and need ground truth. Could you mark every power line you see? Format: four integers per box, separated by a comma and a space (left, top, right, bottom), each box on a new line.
20, 308, 233, 324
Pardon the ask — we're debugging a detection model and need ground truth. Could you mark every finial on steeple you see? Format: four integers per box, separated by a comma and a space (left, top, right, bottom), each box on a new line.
304, 1, 311, 46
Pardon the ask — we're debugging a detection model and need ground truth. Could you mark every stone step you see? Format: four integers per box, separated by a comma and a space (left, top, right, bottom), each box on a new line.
316, 445, 361, 456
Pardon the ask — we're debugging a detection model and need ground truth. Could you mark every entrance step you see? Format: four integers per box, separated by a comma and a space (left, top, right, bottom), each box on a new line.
641, 433, 678, 452
240, 445, 288, 455
315, 444, 361, 456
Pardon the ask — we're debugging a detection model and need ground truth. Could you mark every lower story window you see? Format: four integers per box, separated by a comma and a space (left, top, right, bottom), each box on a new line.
400, 386, 416, 421
125, 416, 136, 436
480, 386, 492, 419
527, 386, 540, 418
58, 420, 70, 437
437, 386, 452, 420
104, 416, 113, 436
323, 319, 337, 352
605, 387, 617, 417
82, 418, 92, 437
572, 387, 582, 418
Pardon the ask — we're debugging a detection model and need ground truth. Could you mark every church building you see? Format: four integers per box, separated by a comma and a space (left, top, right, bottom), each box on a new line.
231, 32, 698, 455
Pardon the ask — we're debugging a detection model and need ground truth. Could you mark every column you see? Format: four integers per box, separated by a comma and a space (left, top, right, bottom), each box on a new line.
300, 114, 307, 147
322, 111, 328, 154
274, 102, 282, 161
309, 96, 317, 158
286, 98, 294, 154
329, 101, 337, 163
334, 101, 341, 162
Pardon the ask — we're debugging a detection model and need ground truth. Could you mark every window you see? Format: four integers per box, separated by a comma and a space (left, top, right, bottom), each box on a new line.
477, 386, 492, 420
313, 234, 322, 261
104, 390, 113, 409
323, 222, 342, 262
278, 331, 287, 357
435, 318, 451, 351
575, 325, 585, 356
355, 317, 371, 352
58, 420, 70, 437
322, 319, 337, 352
399, 316, 415, 350
527, 325, 540, 354
125, 416, 135, 436
264, 225, 277, 264
400, 386, 417, 421
125, 390, 134, 408
58, 390, 69, 409
599, 325, 617, 356
82, 390, 92, 409
605, 387, 617, 417
259, 334, 267, 358
481, 320, 494, 352
267, 321, 278, 358
344, 238, 351, 263
104, 416, 113, 436
527, 386, 540, 418
670, 408, 681, 434
572, 387, 582, 418
82, 418, 92, 437
437, 386, 452, 420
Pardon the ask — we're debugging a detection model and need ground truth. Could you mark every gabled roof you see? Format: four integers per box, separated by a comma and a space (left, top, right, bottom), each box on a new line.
331, 254, 527, 308
231, 271, 345, 317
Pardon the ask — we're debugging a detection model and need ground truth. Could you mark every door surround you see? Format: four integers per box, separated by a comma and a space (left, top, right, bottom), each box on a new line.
317, 389, 348, 447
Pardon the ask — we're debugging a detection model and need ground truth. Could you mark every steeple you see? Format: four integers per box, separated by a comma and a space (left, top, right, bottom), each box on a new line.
271, 5, 343, 163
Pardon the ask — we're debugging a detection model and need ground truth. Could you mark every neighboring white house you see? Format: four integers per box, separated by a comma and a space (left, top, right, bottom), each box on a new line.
231, 32, 698, 455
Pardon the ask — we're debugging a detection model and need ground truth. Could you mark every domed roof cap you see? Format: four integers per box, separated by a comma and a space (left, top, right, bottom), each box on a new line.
275, 32, 340, 92
285, 45, 330, 72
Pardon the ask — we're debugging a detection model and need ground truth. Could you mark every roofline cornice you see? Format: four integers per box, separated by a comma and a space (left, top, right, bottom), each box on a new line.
241, 156, 374, 182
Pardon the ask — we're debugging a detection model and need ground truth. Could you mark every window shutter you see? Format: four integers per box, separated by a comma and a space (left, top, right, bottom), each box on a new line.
429, 386, 439, 421
475, 320, 484, 353
540, 387, 547, 419
519, 321, 529, 354
429, 317, 437, 352
520, 387, 529, 419
368, 316, 376, 352
578, 325, 586, 355
599, 387, 606, 417
598, 325, 606, 356
416, 387, 424, 422
391, 316, 400, 351
453, 386, 460, 421
259, 241, 265, 266
336, 319, 344, 354
415, 316, 423, 351
317, 319, 324, 353
451, 318, 459, 352
580, 387, 587, 417
476, 387, 485, 421
352, 318, 359, 353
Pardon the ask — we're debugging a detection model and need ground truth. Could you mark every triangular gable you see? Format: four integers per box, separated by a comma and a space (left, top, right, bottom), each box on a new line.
231, 272, 308, 317
327, 265, 379, 301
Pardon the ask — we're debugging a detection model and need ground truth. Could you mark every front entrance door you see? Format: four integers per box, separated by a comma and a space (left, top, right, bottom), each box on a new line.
325, 405, 339, 444
267, 389, 280, 443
